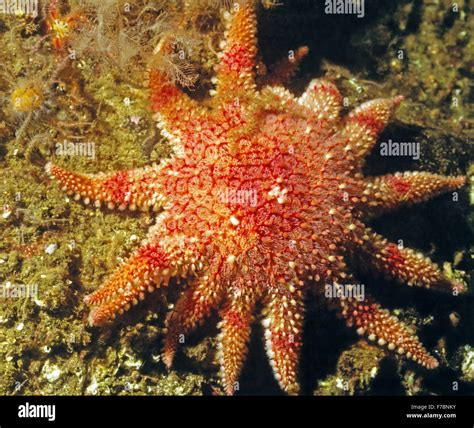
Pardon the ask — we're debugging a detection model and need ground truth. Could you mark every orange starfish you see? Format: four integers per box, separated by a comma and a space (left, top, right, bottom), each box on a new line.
46, 1, 465, 395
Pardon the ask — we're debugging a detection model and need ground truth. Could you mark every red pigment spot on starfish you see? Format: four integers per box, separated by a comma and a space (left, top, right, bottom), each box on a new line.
271, 332, 300, 351
387, 176, 411, 194
315, 82, 342, 101
224, 309, 248, 329
222, 43, 254, 73
151, 85, 181, 111
149, 70, 182, 111
385, 243, 406, 270
352, 304, 376, 323
353, 114, 385, 135
102, 172, 133, 204
138, 243, 169, 269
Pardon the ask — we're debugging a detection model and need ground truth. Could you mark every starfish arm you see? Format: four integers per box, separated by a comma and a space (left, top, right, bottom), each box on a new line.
258, 85, 300, 109
84, 243, 173, 326
257, 86, 310, 119
217, 289, 256, 395
213, 0, 257, 103
341, 96, 403, 168
149, 69, 206, 152
358, 172, 465, 218
357, 230, 465, 293
298, 79, 343, 124
262, 285, 304, 395
259, 46, 309, 87
46, 162, 167, 211
340, 296, 439, 369
162, 277, 223, 367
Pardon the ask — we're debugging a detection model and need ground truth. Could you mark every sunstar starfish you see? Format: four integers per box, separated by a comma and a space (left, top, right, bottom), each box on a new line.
46, 1, 465, 395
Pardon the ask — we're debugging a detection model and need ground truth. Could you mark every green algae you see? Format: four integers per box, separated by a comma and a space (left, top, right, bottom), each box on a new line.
0, 0, 472, 396
315, 342, 386, 395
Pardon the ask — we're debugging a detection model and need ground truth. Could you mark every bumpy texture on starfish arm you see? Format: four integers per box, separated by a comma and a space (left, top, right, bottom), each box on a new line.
46, 0, 466, 394
340, 96, 404, 167
260, 45, 309, 87
262, 285, 304, 395
359, 172, 465, 217
217, 288, 256, 395
84, 244, 170, 326
46, 162, 167, 211
356, 229, 466, 293
84, 233, 203, 326
163, 275, 224, 367
298, 78, 342, 123
214, 2, 257, 102
340, 296, 439, 369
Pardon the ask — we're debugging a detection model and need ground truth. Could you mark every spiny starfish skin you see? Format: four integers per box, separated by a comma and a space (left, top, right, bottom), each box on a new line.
46, 1, 466, 395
